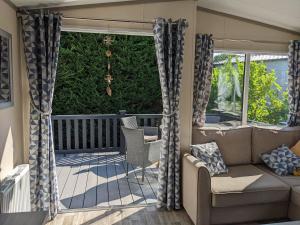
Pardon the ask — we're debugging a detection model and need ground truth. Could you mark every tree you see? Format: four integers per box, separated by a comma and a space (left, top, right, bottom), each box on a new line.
247, 61, 288, 125
53, 32, 162, 115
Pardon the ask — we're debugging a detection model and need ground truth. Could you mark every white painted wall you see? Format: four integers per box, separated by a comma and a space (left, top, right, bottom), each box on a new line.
0, 0, 24, 181
197, 8, 300, 53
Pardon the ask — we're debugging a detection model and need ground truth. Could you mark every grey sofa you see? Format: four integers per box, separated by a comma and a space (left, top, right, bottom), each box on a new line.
183, 126, 300, 225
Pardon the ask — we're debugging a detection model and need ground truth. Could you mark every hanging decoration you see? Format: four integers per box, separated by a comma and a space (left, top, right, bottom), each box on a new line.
104, 35, 113, 96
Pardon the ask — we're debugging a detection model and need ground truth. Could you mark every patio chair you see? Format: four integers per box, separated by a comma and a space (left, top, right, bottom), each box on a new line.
121, 116, 159, 142
121, 117, 161, 182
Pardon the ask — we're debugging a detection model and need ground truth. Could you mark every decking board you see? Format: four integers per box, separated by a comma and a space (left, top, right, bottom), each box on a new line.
122, 161, 146, 205
121, 161, 144, 205
113, 154, 134, 205
129, 164, 156, 204
59, 154, 84, 209
69, 154, 90, 209
56, 152, 158, 210
106, 152, 122, 206
96, 153, 109, 207
83, 153, 98, 208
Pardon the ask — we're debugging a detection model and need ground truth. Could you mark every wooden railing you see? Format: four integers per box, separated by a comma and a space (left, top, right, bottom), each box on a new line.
51, 111, 163, 154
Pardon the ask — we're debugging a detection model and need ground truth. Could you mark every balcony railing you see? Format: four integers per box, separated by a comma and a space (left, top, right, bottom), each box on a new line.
51, 111, 163, 154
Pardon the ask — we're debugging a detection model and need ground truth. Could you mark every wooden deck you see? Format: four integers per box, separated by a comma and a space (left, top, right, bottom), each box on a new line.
55, 152, 158, 210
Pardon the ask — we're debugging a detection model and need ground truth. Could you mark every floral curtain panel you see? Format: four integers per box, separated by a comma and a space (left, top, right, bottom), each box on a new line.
192, 34, 214, 127
153, 18, 188, 209
288, 40, 300, 126
19, 10, 62, 218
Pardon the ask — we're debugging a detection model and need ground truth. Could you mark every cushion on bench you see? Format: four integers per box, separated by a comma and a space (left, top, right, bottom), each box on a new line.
211, 164, 290, 207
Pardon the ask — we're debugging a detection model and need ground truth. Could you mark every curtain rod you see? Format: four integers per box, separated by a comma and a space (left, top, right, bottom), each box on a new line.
61, 17, 289, 45
63, 16, 154, 24
62, 16, 181, 25
214, 38, 289, 45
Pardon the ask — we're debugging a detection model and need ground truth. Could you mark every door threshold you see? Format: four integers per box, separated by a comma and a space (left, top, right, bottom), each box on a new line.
58, 203, 157, 214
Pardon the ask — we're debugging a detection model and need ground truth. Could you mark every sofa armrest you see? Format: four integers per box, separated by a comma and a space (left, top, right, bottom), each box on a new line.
182, 153, 211, 225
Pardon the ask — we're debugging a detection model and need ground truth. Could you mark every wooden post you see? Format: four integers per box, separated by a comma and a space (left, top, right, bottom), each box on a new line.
119, 110, 127, 155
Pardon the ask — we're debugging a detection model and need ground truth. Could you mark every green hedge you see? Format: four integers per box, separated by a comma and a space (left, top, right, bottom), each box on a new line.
53, 32, 162, 115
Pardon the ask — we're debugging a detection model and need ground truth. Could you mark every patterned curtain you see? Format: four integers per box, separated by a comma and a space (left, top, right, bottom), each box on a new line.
153, 18, 188, 209
18, 10, 62, 218
192, 34, 214, 127
288, 40, 300, 126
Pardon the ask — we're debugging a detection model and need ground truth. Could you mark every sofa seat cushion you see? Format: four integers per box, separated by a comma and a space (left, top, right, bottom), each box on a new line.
291, 186, 300, 206
144, 135, 158, 142
289, 187, 300, 220
211, 165, 290, 207
256, 164, 300, 187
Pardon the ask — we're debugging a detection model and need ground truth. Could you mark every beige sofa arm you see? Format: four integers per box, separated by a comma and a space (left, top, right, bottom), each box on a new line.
182, 153, 211, 225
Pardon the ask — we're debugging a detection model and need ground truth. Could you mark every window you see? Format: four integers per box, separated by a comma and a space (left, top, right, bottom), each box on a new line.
248, 54, 288, 126
0, 28, 13, 108
206, 52, 288, 127
207, 53, 245, 126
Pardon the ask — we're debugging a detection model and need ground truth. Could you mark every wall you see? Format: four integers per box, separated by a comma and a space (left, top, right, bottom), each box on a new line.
197, 7, 300, 53
0, 0, 24, 181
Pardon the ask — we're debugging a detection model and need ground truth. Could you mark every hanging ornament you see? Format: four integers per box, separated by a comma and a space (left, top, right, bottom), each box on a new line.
105, 74, 113, 85
106, 86, 112, 96
103, 35, 114, 96
104, 35, 113, 46
106, 50, 112, 57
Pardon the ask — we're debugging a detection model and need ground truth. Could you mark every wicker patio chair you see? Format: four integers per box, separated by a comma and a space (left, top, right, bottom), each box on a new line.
121, 116, 161, 182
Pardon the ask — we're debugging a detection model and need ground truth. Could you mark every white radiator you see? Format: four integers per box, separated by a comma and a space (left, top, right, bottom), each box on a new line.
0, 164, 31, 213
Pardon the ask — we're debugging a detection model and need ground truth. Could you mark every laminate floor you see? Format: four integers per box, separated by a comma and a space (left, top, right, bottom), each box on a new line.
47, 205, 193, 225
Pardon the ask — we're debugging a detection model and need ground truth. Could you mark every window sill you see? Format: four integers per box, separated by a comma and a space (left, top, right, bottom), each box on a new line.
202, 122, 287, 130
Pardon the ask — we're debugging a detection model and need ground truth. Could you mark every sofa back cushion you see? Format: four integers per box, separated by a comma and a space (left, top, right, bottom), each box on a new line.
252, 126, 300, 164
192, 126, 252, 166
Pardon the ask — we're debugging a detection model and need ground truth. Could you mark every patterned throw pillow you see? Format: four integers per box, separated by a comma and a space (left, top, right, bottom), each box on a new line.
191, 142, 228, 176
261, 145, 300, 176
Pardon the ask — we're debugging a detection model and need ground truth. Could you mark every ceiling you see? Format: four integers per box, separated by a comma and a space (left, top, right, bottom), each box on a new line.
197, 0, 300, 33
8, 0, 300, 33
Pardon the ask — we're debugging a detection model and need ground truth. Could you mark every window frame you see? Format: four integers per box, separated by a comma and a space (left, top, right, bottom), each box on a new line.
242, 53, 251, 125
210, 50, 289, 127
0, 28, 13, 109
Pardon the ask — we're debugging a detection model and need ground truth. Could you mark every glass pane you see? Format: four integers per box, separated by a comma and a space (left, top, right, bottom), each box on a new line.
206, 53, 245, 126
247, 54, 288, 126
